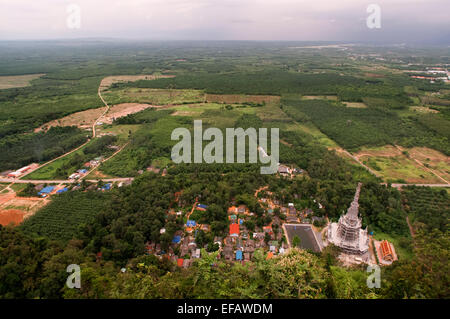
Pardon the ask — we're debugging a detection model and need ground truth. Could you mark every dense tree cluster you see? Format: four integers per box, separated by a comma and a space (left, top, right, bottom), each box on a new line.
0, 126, 89, 171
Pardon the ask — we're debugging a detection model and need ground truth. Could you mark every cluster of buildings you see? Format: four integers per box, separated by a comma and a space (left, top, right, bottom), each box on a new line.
408, 67, 450, 83
3, 164, 39, 179
142, 180, 398, 269
68, 169, 88, 180
35, 184, 69, 198
143, 197, 291, 268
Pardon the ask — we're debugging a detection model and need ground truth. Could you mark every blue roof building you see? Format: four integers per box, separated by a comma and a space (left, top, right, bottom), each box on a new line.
101, 183, 112, 190
56, 188, 68, 194
236, 250, 243, 261
38, 186, 54, 196
197, 204, 208, 210
186, 220, 196, 227
172, 236, 181, 244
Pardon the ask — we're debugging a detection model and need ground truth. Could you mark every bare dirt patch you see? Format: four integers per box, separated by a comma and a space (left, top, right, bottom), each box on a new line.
343, 102, 367, 108
101, 103, 156, 124
0, 192, 15, 205
86, 170, 110, 179
302, 95, 338, 101
364, 73, 385, 78
0, 209, 25, 226
35, 107, 107, 132
410, 106, 440, 114
0, 191, 48, 226
0, 73, 45, 89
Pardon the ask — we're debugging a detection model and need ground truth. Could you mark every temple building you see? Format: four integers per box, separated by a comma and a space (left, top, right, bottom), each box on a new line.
379, 240, 394, 262
327, 182, 369, 255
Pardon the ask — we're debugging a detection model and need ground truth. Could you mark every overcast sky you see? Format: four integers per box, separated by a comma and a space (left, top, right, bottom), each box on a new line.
0, 0, 448, 43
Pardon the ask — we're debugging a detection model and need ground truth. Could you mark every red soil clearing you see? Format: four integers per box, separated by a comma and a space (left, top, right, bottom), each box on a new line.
0, 209, 25, 226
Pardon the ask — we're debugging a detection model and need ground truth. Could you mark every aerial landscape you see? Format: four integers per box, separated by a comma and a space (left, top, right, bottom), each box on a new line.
0, 0, 448, 305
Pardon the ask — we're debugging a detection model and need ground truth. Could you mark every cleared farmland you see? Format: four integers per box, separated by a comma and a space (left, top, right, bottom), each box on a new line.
0, 73, 45, 89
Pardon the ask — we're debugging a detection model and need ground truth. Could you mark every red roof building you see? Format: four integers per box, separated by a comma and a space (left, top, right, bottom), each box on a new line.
380, 240, 394, 261
230, 223, 240, 237
177, 258, 184, 267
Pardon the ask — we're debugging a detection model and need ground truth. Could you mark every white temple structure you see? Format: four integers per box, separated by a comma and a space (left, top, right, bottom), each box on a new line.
328, 182, 369, 255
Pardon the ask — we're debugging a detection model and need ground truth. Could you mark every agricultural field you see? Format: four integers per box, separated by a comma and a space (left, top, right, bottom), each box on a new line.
102, 88, 205, 106
284, 121, 338, 148
96, 124, 142, 143
20, 191, 111, 242
301, 95, 338, 100
354, 145, 450, 183
410, 106, 440, 114
402, 186, 449, 233
282, 98, 450, 155
99, 74, 175, 91
168, 102, 226, 117
205, 93, 280, 104
342, 102, 368, 108
0, 73, 45, 89
407, 147, 450, 182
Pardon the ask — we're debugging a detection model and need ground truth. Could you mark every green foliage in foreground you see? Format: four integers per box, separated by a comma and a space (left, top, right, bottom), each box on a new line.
2, 224, 447, 299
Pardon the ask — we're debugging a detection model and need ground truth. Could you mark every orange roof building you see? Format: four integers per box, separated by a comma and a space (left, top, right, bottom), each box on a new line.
380, 240, 394, 261
230, 223, 240, 237
266, 252, 274, 260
